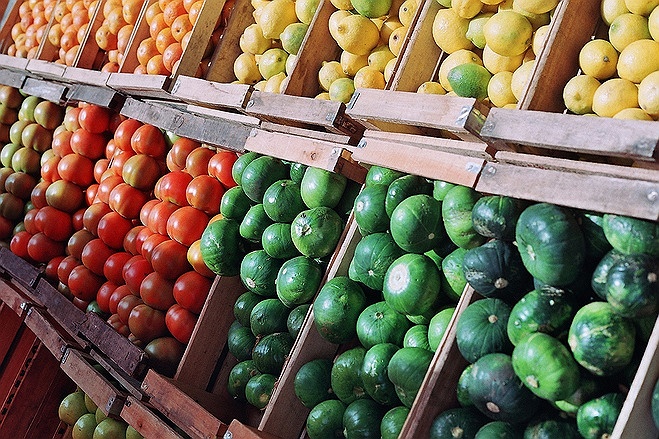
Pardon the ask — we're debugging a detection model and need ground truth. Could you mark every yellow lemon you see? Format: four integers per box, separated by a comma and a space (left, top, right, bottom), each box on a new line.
295, 0, 321, 24
318, 60, 348, 91
624, 0, 659, 16
263, 72, 287, 93
512, 0, 558, 14
609, 13, 651, 51
329, 77, 356, 103
254, 80, 267, 91
439, 49, 483, 91
234, 53, 262, 84
368, 45, 396, 72
466, 13, 494, 49
351, 0, 394, 18
510, 59, 535, 100
562, 74, 601, 114
601, 0, 629, 26
380, 17, 403, 44
331, 0, 354, 10
417, 81, 447, 94
498, 0, 514, 10
280, 22, 309, 55
384, 57, 397, 82
487, 70, 517, 107
432, 8, 474, 53
399, 0, 418, 26
482, 0, 504, 5
315, 92, 331, 99
334, 14, 381, 55
388, 25, 408, 56
329, 10, 352, 41
638, 70, 659, 115
258, 0, 298, 39
340, 50, 369, 75
612, 107, 653, 119
482, 44, 525, 73
532, 24, 550, 56
286, 54, 297, 75
257, 48, 289, 79
592, 77, 639, 117
578, 39, 619, 80
511, 2, 550, 29
452, 0, 483, 19
354, 66, 387, 89
650, 6, 659, 40
239, 24, 272, 55
483, 10, 533, 56
617, 38, 659, 83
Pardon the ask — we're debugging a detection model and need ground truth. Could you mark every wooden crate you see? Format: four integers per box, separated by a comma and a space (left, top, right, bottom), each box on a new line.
0, 0, 23, 56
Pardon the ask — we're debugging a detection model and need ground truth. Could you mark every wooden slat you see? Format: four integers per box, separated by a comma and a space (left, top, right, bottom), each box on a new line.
24, 367, 75, 439
186, 104, 260, 127
121, 396, 184, 439
171, 108, 253, 152
20, 77, 68, 103
0, 302, 24, 365
0, 54, 29, 71
0, 278, 32, 316
205, 0, 253, 83
228, 420, 283, 439
66, 83, 125, 109
26, 60, 66, 81
60, 67, 111, 86
119, 97, 193, 131
23, 307, 73, 361
481, 109, 659, 161
106, 73, 172, 99
32, 278, 87, 339
72, 0, 108, 69
0, 246, 42, 288
170, 76, 251, 110
88, 349, 145, 401
260, 121, 352, 145
0, 67, 26, 88
119, 0, 156, 74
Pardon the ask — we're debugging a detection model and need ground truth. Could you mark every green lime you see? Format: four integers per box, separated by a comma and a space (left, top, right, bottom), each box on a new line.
447, 63, 492, 99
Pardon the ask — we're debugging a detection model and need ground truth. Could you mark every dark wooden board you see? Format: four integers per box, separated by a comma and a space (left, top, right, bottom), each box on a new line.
20, 77, 68, 104
65, 83, 125, 109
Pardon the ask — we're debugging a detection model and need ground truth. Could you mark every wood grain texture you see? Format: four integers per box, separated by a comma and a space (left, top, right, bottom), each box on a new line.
23, 307, 70, 361
61, 67, 111, 86
206, 0, 254, 83
0, 67, 26, 88
121, 396, 185, 439
20, 77, 68, 103
171, 76, 251, 109
0, 54, 29, 70
72, 0, 107, 69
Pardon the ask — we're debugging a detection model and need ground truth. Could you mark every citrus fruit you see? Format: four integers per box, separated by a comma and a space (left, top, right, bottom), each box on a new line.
340, 50, 368, 75
650, 6, 659, 40
592, 77, 639, 117
488, 70, 517, 107
329, 10, 352, 40
616, 38, 659, 83
263, 71, 287, 93
239, 24, 271, 55
388, 25, 408, 56
329, 77, 356, 103
601, 0, 629, 25
234, 53, 262, 84
482, 43, 524, 73
354, 65, 387, 89
59, 391, 88, 426
72, 413, 97, 439
417, 81, 446, 94
624, 0, 659, 16
439, 49, 483, 91
318, 60, 348, 91
368, 45, 395, 71
578, 39, 619, 80
452, 0, 483, 19
638, 70, 659, 116
563, 74, 601, 114
384, 57, 397, 81
612, 107, 653, 119
331, 0, 354, 10
608, 13, 651, 52
93, 418, 127, 439
432, 8, 473, 53
257, 48, 288, 80
510, 59, 535, 100
380, 17, 403, 43
482, 10, 533, 56
466, 13, 494, 49
280, 22, 309, 55
334, 14, 381, 55
513, 0, 558, 14
258, 0, 298, 39
351, 0, 393, 18
296, 0, 321, 24
286, 54, 298, 74
399, 0, 418, 26
447, 63, 492, 99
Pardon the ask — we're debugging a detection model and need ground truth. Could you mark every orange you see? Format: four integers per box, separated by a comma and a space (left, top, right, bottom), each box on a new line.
60, 13, 73, 29
44, 2, 55, 20
155, 28, 176, 54
107, 49, 119, 63
183, 0, 196, 12
20, 15, 32, 32
163, 0, 186, 26
158, 0, 170, 11
33, 12, 48, 26
48, 23, 63, 46
65, 45, 79, 66
95, 24, 117, 51
133, 64, 147, 74
145, 2, 162, 25
71, 8, 90, 30
27, 46, 39, 59
162, 42, 182, 71
170, 14, 192, 42
65, 0, 78, 11
103, 0, 122, 17
149, 13, 167, 39
136, 37, 158, 65
19, 2, 32, 19
106, 7, 127, 34
102, 62, 120, 72
123, 0, 142, 24
117, 24, 134, 53
76, 22, 88, 44
189, 0, 203, 25
180, 30, 192, 51
11, 22, 23, 41
70, 1, 86, 15
146, 54, 168, 74
88, 0, 99, 19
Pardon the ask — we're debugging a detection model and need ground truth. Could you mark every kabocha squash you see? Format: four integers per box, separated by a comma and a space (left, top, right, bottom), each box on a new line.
442, 185, 487, 249
348, 232, 404, 291
387, 347, 434, 408
287, 304, 310, 339
240, 156, 289, 203
380, 406, 410, 439
389, 194, 447, 254
240, 250, 282, 297
289, 162, 308, 184
276, 256, 323, 307
249, 298, 290, 337
511, 332, 580, 402
200, 219, 247, 276
227, 360, 261, 401
365, 166, 405, 187
361, 343, 400, 406
602, 214, 659, 257
433, 180, 456, 201
468, 353, 540, 423
471, 195, 522, 241
383, 253, 441, 316
605, 253, 659, 318
568, 301, 636, 376
294, 358, 334, 408
343, 399, 386, 438
261, 223, 300, 259
577, 211, 612, 262
429, 407, 487, 439
233, 292, 263, 328
515, 203, 586, 287
591, 249, 626, 300
240, 204, 273, 242
331, 347, 368, 405
232, 152, 260, 186
356, 301, 410, 349
306, 399, 346, 439
314, 276, 367, 344
506, 288, 574, 346
652, 379, 659, 430
245, 373, 276, 410
300, 167, 347, 209
441, 247, 469, 301
262, 179, 306, 222
227, 321, 256, 361
384, 175, 433, 217
354, 184, 390, 236
457, 298, 513, 363
457, 364, 475, 408
291, 207, 344, 258
576, 393, 624, 439
220, 186, 253, 220
403, 325, 431, 350
252, 332, 294, 375
554, 375, 601, 415
523, 416, 580, 438
428, 306, 456, 352
475, 421, 524, 438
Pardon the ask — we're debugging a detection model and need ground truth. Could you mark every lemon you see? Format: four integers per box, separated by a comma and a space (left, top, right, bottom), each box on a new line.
296, 0, 321, 24
482, 43, 524, 73
638, 70, 659, 115
609, 13, 651, 51
511, 2, 550, 29
315, 92, 331, 99
417, 81, 447, 94
437, 0, 452, 8
592, 77, 639, 117
624, 0, 659, 16
388, 25, 408, 56
613, 107, 653, 119
280, 23, 309, 55
263, 72, 287, 93
447, 63, 492, 99
318, 60, 348, 91
650, 6, 659, 40
483, 10, 533, 56
354, 66, 387, 88
258, 0, 298, 39
512, 0, 557, 15
329, 10, 352, 41
252, 0, 270, 9
286, 54, 298, 75
452, 0, 483, 19
466, 13, 494, 49
351, 0, 393, 18
617, 39, 659, 83
562, 74, 601, 114
341, 50, 369, 75
510, 59, 535, 100
254, 80, 267, 91
482, 0, 504, 5
432, 8, 474, 53
399, 0, 418, 26
578, 39, 619, 80
239, 24, 272, 55
439, 49, 483, 91
380, 17, 403, 44
487, 70, 517, 107
329, 77, 356, 103
384, 57, 397, 81
498, 0, 514, 10
334, 14, 381, 55
257, 48, 289, 79
331, 0, 354, 10
368, 45, 396, 72
532, 24, 550, 56
234, 53, 262, 84
601, 0, 629, 25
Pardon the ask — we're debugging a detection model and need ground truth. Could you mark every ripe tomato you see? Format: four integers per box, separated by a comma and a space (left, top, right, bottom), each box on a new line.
72, 208, 85, 231
30, 180, 50, 209
108, 183, 149, 219
140, 271, 175, 311
184, 147, 214, 178
122, 255, 153, 295
134, 226, 154, 255
86, 184, 99, 206
185, 175, 224, 215
140, 198, 160, 227
27, 232, 65, 263
78, 104, 111, 134
67, 229, 94, 260
97, 210, 133, 249
168, 137, 199, 171
96, 281, 118, 313
113, 119, 142, 151
103, 251, 132, 285
45, 179, 85, 213
10, 231, 32, 262
207, 150, 237, 188
34, 205, 73, 242
173, 270, 211, 314
108, 313, 131, 338
72, 297, 91, 312
96, 174, 123, 204
108, 284, 133, 314
44, 255, 65, 282
165, 304, 197, 343
68, 264, 105, 302
131, 124, 166, 157
52, 130, 73, 157
40, 154, 62, 182
166, 205, 208, 246
141, 232, 168, 263
81, 238, 115, 276
143, 336, 185, 377
70, 127, 107, 160
147, 200, 178, 235
94, 158, 110, 183
128, 304, 168, 343
154, 171, 191, 206
187, 239, 214, 278
82, 201, 112, 236
63, 107, 82, 132
23, 208, 39, 235
57, 153, 94, 187
117, 294, 143, 325
151, 239, 191, 280
122, 153, 163, 190
110, 149, 135, 176
123, 225, 145, 255
58, 255, 80, 284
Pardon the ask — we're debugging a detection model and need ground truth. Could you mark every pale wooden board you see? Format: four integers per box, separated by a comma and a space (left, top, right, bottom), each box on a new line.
23, 307, 71, 361
612, 315, 659, 439
186, 104, 260, 127
61, 67, 111, 86
246, 92, 341, 131
0, 67, 26, 88
170, 76, 251, 110
121, 396, 185, 439
260, 121, 353, 146
66, 83, 125, 109
205, 0, 253, 83
106, 72, 172, 99
25, 59, 66, 81
172, 110, 253, 151
481, 108, 659, 161
228, 420, 283, 439
119, 97, 194, 132
0, 279, 31, 317
351, 136, 484, 187
0, 53, 29, 70
20, 77, 68, 103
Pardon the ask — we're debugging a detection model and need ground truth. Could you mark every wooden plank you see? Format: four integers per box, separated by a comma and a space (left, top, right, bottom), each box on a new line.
260, 121, 353, 146
205, 0, 253, 83
0, 1, 22, 53
119, 0, 155, 74
32, 278, 87, 338
0, 54, 29, 71
88, 349, 145, 401
60, 349, 125, 417
170, 76, 251, 110
481, 109, 659, 161
106, 73, 172, 99
119, 97, 192, 132
0, 302, 24, 365
120, 396, 184, 439
20, 77, 68, 103
186, 104, 261, 127
61, 67, 111, 86
612, 315, 659, 439
72, 0, 107, 69
170, 109, 253, 152
66, 83, 125, 109
26, 59, 66, 81
0, 327, 36, 408
23, 307, 73, 361
0, 278, 33, 316
0, 67, 26, 88
0, 246, 42, 288
228, 420, 283, 439
352, 136, 485, 187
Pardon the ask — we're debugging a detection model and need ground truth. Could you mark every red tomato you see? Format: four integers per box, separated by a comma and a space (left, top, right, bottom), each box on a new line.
94, 158, 110, 183
151, 239, 191, 280
122, 154, 163, 190
131, 124, 166, 157
78, 105, 111, 134
141, 232, 169, 263
44, 255, 65, 281
51, 130, 73, 157
82, 202, 113, 236
58, 255, 80, 284
63, 107, 82, 132
140, 199, 160, 227
105, 139, 117, 160
123, 225, 145, 255
147, 200, 178, 235
41, 154, 61, 182
68, 264, 105, 302
96, 281, 118, 313
128, 304, 168, 343
140, 271, 175, 311
67, 229, 95, 260
97, 211, 133, 249
134, 226, 154, 256
70, 128, 107, 160
103, 251, 132, 285
27, 232, 65, 263
166, 151, 182, 172
0, 216, 14, 240
96, 174, 123, 204
23, 208, 39, 235
109, 183, 149, 219
45, 180, 84, 213
57, 153, 94, 187
109, 113, 125, 133
185, 175, 224, 215
143, 336, 185, 377
169, 137, 200, 171
122, 255, 153, 295
86, 184, 99, 206
187, 239, 215, 278
154, 171, 192, 206
108, 313, 131, 338
110, 149, 135, 176
72, 208, 85, 231
113, 119, 142, 151
166, 205, 209, 247
10, 231, 33, 262
108, 284, 132, 314
173, 270, 212, 314
34, 205, 73, 242
81, 238, 115, 276
207, 151, 237, 188
184, 147, 214, 178
117, 294, 144, 325
72, 297, 90, 312
30, 180, 49, 209
165, 304, 197, 343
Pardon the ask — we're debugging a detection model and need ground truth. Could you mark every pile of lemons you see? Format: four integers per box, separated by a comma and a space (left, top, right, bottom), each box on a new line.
233, 0, 317, 92
424, 0, 558, 107
316, 0, 416, 102
562, 0, 659, 119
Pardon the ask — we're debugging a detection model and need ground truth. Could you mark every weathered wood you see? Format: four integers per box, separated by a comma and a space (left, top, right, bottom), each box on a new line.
120, 396, 184, 439
24, 367, 75, 439
170, 76, 251, 110
0, 302, 24, 366
259, 121, 353, 146
0, 325, 36, 409
32, 278, 87, 339
88, 349, 145, 401
205, 0, 253, 83
60, 67, 111, 86
0, 54, 29, 71
106, 73, 172, 99
186, 103, 260, 127
66, 83, 125, 109
119, 0, 156, 74
0, 246, 41, 288
20, 77, 68, 103
26, 59, 66, 81
119, 97, 192, 132
0, 67, 26, 88
72, 0, 107, 69
228, 420, 283, 439
173, 109, 253, 152
0, 278, 33, 316
23, 307, 73, 361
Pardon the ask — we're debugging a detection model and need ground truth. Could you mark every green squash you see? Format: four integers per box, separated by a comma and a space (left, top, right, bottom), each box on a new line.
462, 239, 531, 301
289, 162, 308, 184
356, 301, 410, 348
523, 416, 580, 439
240, 156, 289, 203
300, 167, 347, 209
249, 298, 290, 337
506, 287, 574, 346
365, 166, 404, 187
276, 256, 324, 307
652, 379, 659, 430
240, 204, 273, 243
390, 194, 447, 254
442, 185, 487, 249
515, 203, 586, 287
334, 179, 362, 220
387, 347, 434, 407
331, 347, 368, 404
429, 407, 487, 439
456, 298, 513, 363
291, 207, 344, 259
262, 179, 306, 222
605, 253, 659, 318
383, 253, 441, 316
475, 421, 524, 438
384, 174, 433, 217
314, 276, 367, 344
576, 393, 625, 439
554, 374, 602, 415
261, 222, 300, 259
568, 301, 636, 377
294, 358, 334, 408
457, 364, 474, 407
441, 247, 469, 302
227, 360, 260, 401
252, 332, 294, 375
220, 186, 253, 220
471, 195, 522, 241
245, 373, 276, 409
306, 399, 346, 439
428, 306, 456, 352
432, 180, 455, 201
343, 398, 385, 439
380, 406, 410, 439
233, 292, 263, 328
511, 332, 580, 401
240, 250, 283, 297
353, 184, 389, 236
200, 218, 248, 276
348, 232, 404, 291
577, 211, 612, 262
602, 214, 659, 257
227, 321, 256, 361
361, 343, 400, 406
232, 152, 260, 186
287, 303, 310, 339
403, 325, 430, 350
591, 249, 626, 300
